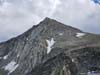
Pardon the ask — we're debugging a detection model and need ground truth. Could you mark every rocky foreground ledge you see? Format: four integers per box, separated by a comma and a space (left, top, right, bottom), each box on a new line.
0, 18, 100, 75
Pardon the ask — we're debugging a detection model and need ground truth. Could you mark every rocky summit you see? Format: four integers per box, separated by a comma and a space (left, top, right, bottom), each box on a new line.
0, 18, 100, 75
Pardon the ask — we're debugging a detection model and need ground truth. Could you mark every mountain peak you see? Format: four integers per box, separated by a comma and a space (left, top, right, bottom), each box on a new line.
39, 17, 57, 25
38, 17, 82, 33
44, 17, 52, 21
0, 18, 100, 75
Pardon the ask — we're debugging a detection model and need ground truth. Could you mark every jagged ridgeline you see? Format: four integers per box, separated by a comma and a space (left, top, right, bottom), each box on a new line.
0, 18, 100, 75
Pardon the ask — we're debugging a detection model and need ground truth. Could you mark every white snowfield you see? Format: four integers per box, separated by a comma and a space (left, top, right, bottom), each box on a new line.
46, 38, 55, 54
4, 61, 19, 74
87, 72, 100, 75
3, 55, 9, 60
76, 32, 86, 38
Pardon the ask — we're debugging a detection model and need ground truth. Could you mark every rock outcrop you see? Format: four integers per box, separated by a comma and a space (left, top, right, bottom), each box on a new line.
0, 18, 100, 75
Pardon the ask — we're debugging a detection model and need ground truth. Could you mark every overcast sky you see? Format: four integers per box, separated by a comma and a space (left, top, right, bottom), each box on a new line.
0, 0, 100, 42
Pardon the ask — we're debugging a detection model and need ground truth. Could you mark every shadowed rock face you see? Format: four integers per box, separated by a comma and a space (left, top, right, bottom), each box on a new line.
0, 18, 100, 75
27, 53, 77, 75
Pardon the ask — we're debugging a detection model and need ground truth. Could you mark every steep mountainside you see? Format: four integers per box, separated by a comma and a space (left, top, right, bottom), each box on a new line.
0, 18, 100, 75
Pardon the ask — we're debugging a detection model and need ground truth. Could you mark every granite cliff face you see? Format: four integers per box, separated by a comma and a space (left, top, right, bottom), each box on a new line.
0, 18, 100, 75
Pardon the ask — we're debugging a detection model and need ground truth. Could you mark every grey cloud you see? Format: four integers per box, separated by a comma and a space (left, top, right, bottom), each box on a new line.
51, 0, 100, 33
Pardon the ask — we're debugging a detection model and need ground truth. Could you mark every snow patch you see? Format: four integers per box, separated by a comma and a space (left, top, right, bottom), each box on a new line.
26, 38, 29, 40
87, 71, 100, 75
59, 33, 63, 36
4, 61, 19, 74
72, 58, 75, 62
3, 55, 8, 60
17, 54, 20, 57
46, 38, 55, 54
76, 33, 85, 38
